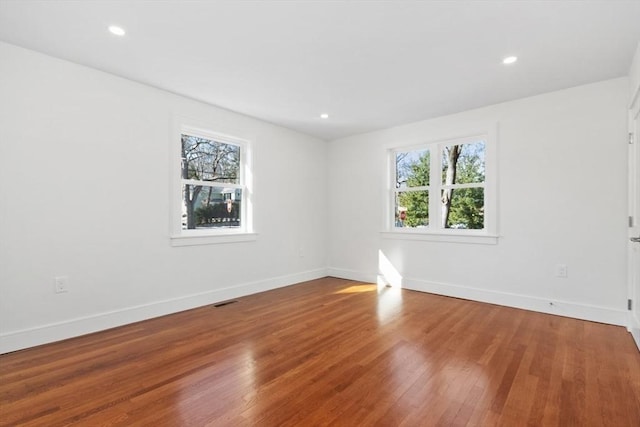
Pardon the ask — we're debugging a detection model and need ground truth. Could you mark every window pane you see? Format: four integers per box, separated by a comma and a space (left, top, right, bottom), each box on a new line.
442, 140, 485, 185
395, 190, 429, 228
182, 184, 242, 230
441, 187, 484, 229
181, 134, 240, 184
396, 149, 430, 188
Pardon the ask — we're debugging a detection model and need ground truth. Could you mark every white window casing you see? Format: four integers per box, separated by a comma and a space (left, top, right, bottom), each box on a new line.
383, 125, 498, 244
170, 119, 256, 246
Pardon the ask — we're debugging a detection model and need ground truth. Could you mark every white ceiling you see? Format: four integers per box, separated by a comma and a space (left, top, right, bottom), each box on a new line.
1, 1, 639, 141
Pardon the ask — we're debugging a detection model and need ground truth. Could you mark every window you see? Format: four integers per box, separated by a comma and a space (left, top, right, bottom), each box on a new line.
389, 132, 496, 241
172, 123, 253, 245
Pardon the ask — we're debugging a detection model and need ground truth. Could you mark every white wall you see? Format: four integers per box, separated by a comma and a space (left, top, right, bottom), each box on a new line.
0, 42, 328, 353
327, 78, 630, 325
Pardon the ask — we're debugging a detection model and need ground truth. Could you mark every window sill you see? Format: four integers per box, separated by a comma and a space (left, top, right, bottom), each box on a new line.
170, 232, 258, 247
380, 230, 498, 245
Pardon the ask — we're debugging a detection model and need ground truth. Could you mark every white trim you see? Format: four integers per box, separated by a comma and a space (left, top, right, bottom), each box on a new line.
394, 183, 484, 193
628, 79, 640, 351
179, 125, 250, 148
327, 267, 627, 326
327, 267, 377, 284
629, 80, 640, 111
381, 230, 498, 245
630, 311, 640, 351
171, 118, 255, 240
181, 179, 244, 190
395, 184, 430, 192
170, 232, 258, 246
0, 268, 328, 354
440, 182, 485, 190
388, 125, 497, 236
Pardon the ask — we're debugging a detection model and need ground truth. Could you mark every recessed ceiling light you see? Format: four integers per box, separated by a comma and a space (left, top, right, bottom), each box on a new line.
320, 113, 329, 119
502, 56, 518, 65
108, 25, 126, 36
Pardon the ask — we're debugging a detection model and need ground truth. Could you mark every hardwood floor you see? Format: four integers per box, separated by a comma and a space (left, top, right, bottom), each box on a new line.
1, 277, 639, 426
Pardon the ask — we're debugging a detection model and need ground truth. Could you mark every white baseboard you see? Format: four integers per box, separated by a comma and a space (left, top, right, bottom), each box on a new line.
326, 267, 377, 284
0, 268, 327, 354
3, 267, 631, 355
328, 267, 628, 327
630, 312, 640, 351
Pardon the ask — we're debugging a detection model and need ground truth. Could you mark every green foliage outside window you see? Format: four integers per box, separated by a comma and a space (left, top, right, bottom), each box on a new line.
395, 141, 485, 229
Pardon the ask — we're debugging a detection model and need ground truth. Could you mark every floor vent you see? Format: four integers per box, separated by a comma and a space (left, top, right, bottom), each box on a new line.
213, 300, 238, 308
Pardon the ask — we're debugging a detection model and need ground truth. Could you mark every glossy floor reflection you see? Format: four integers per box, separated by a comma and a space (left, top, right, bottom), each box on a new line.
1, 277, 638, 426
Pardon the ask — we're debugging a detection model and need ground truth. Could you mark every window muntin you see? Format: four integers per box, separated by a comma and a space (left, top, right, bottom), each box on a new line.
180, 131, 246, 232
392, 136, 488, 232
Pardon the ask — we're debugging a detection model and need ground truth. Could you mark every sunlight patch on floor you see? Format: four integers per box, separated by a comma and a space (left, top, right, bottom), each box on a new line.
335, 284, 378, 294
376, 285, 403, 325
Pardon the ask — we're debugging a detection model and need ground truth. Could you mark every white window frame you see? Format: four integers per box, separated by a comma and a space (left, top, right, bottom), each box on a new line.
170, 120, 255, 246
383, 127, 498, 244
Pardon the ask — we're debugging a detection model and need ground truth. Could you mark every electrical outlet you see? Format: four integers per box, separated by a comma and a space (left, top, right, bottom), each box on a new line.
556, 264, 568, 278
54, 276, 69, 293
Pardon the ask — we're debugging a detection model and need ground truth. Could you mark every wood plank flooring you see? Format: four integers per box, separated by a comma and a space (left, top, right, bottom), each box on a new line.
1, 277, 639, 426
